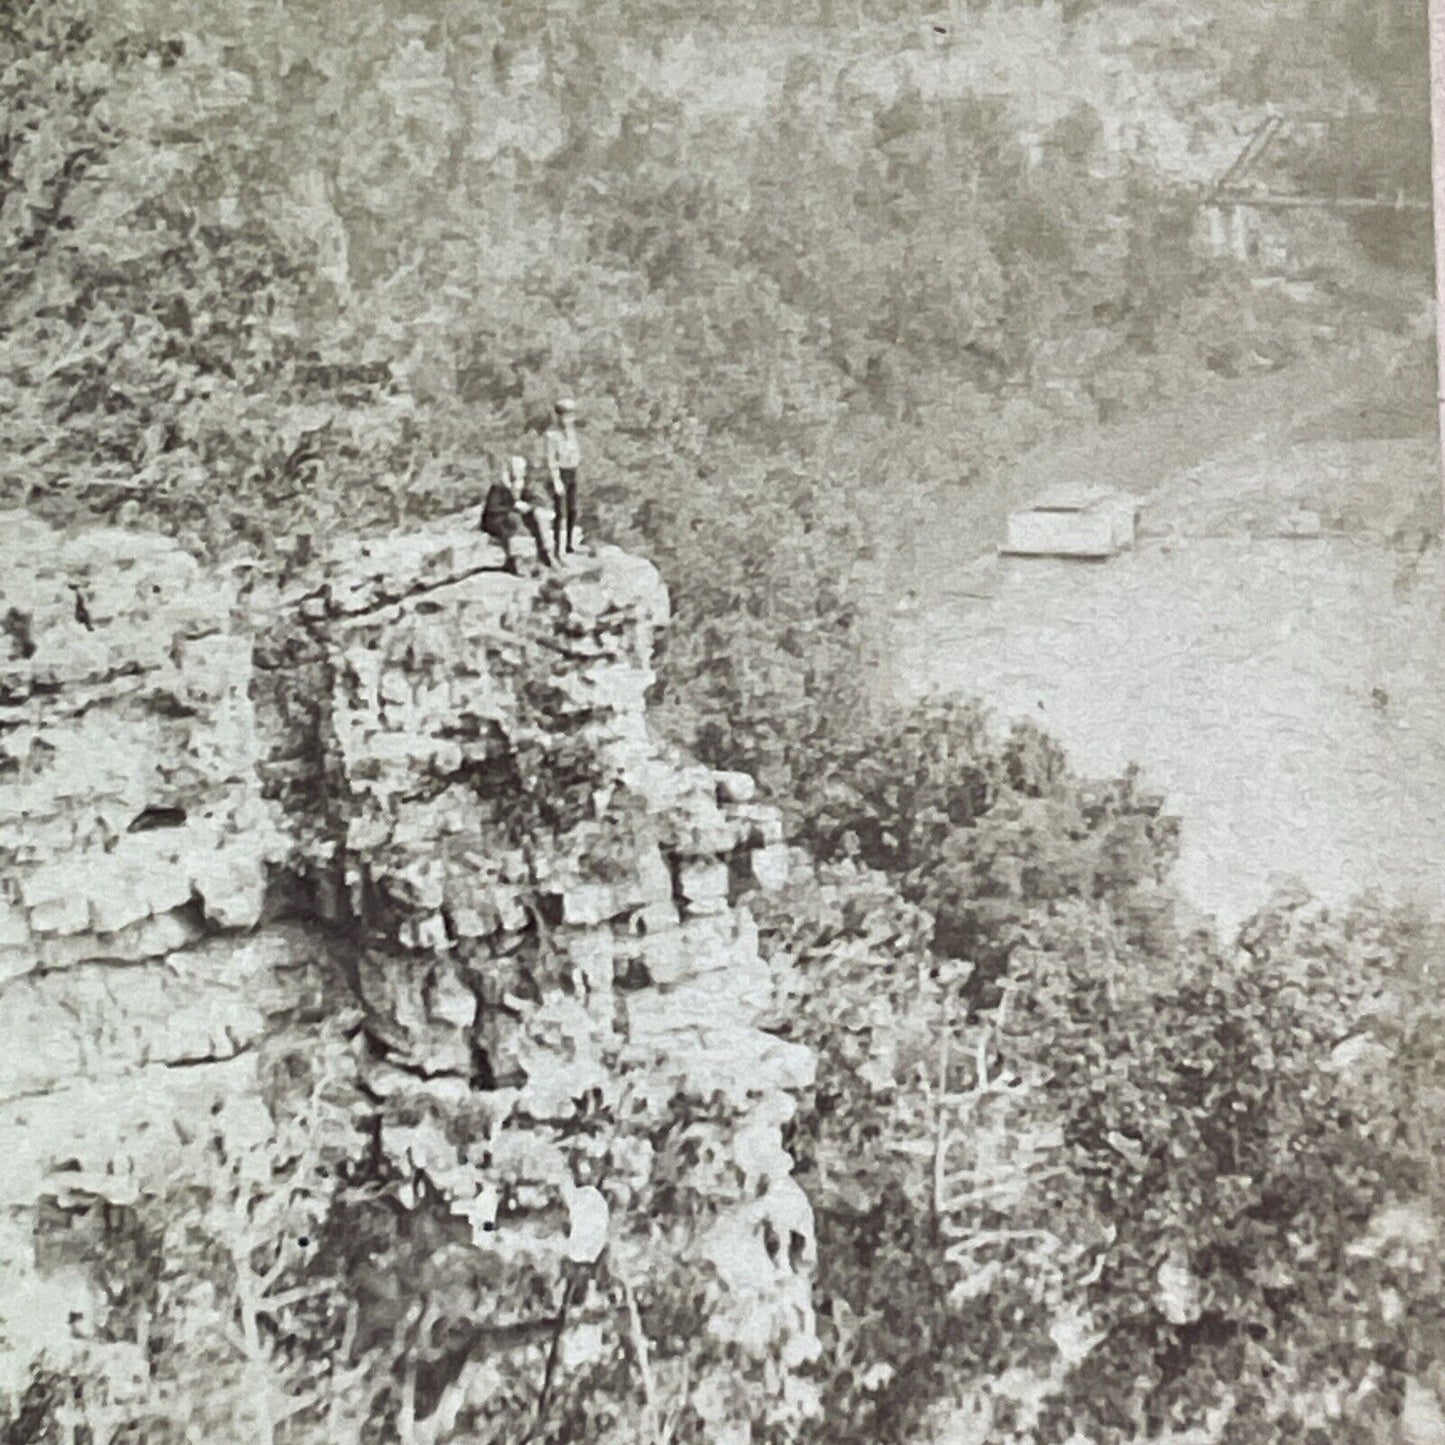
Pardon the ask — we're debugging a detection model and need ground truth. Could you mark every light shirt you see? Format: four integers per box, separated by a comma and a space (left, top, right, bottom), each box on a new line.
545, 424, 580, 474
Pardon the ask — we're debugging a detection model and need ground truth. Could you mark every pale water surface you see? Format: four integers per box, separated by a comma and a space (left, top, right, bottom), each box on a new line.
896, 538, 1445, 928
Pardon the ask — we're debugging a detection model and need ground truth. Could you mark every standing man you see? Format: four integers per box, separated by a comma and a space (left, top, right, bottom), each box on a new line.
544, 397, 582, 557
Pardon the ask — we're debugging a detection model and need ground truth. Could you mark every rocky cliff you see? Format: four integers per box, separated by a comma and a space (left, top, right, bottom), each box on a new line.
0, 511, 817, 1442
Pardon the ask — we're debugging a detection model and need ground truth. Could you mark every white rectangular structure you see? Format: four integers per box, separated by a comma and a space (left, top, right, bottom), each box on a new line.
1003, 487, 1140, 559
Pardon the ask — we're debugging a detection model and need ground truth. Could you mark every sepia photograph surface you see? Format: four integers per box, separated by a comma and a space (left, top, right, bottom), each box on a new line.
0, 0, 1441, 1441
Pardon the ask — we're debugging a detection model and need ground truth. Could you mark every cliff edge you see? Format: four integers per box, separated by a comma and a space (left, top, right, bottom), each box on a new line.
0, 512, 817, 1442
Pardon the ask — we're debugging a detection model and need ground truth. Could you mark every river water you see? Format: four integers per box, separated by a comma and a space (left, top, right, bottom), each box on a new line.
894, 537, 1445, 929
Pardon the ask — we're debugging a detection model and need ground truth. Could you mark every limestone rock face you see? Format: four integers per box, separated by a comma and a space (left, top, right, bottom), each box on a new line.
0, 511, 283, 985
0, 512, 297, 1402
0, 513, 817, 1439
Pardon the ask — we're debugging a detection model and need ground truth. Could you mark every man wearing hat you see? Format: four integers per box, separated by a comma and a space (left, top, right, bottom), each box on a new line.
544, 397, 582, 557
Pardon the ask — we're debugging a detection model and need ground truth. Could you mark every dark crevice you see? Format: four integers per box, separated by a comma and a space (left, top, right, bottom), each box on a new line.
71, 588, 93, 631
149, 693, 201, 719
127, 804, 187, 832
162, 1038, 257, 1069
284, 556, 511, 633
2, 608, 36, 659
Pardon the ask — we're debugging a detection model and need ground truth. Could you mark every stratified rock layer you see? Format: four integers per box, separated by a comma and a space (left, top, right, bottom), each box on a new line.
0, 512, 282, 982
0, 512, 817, 1437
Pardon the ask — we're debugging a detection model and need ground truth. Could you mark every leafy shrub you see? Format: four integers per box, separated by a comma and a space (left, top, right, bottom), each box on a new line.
760, 697, 1445, 1444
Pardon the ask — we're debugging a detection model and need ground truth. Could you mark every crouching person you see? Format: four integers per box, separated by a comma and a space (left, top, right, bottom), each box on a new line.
482, 455, 553, 575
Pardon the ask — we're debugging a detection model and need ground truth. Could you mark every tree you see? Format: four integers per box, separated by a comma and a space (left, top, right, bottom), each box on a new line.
759, 696, 1445, 1443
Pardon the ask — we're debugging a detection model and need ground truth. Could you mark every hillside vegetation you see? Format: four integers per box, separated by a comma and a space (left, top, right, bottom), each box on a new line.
3, 0, 1442, 1440
4, 0, 1432, 799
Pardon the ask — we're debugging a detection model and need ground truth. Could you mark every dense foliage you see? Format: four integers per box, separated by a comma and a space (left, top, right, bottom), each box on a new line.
760, 699, 1445, 1444
4, 0, 1428, 803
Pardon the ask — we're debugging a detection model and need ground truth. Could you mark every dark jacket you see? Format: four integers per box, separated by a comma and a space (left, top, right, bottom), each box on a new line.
482, 479, 520, 539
